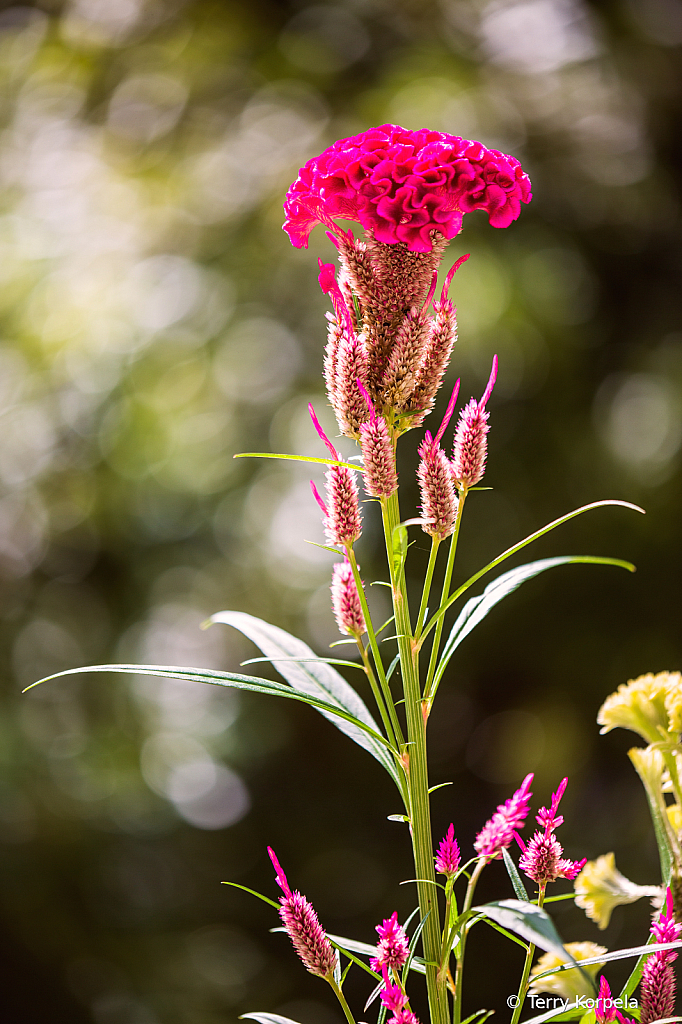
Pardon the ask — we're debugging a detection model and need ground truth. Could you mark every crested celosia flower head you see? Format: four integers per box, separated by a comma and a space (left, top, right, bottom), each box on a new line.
574, 852, 662, 930
640, 887, 682, 1024
474, 772, 533, 859
284, 125, 532, 253
598, 672, 677, 745
529, 942, 607, 1001
435, 823, 461, 878
370, 911, 410, 972
268, 847, 336, 979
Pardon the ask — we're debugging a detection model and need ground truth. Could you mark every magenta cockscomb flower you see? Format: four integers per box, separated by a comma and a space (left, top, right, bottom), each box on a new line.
474, 772, 534, 859
283, 125, 532, 253
371, 911, 410, 971
435, 823, 461, 878
358, 382, 398, 498
417, 380, 460, 539
268, 847, 337, 979
518, 778, 586, 886
451, 355, 498, 490
596, 977, 618, 1024
640, 887, 682, 1024
330, 559, 366, 637
308, 404, 362, 547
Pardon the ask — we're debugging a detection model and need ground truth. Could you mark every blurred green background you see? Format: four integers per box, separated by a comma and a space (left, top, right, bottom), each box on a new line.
0, 0, 680, 1020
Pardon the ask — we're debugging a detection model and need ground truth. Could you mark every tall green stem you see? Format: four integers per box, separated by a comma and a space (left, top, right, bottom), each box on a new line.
510, 887, 545, 1024
424, 492, 467, 701
382, 489, 447, 1024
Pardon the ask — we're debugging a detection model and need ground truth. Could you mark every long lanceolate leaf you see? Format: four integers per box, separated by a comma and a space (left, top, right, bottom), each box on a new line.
210, 611, 399, 783
431, 556, 636, 697
23, 663, 395, 766
420, 500, 643, 650
472, 900, 578, 966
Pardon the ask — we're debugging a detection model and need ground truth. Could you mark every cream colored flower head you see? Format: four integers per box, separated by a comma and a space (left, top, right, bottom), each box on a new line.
598, 672, 680, 744
529, 942, 607, 1000
574, 852, 661, 930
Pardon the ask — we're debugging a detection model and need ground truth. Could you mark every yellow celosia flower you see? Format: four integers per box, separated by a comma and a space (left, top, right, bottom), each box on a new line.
574, 852, 661, 930
667, 804, 682, 834
598, 673, 677, 744
529, 942, 607, 1000
664, 672, 682, 733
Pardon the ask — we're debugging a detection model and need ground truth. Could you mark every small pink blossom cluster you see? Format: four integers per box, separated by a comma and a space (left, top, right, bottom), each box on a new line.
474, 772, 534, 860
284, 125, 532, 253
518, 778, 586, 886
373, 916, 419, 1024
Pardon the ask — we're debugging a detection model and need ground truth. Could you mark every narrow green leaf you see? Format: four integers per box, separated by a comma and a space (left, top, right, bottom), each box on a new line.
433, 556, 636, 691
364, 978, 384, 1011
241, 656, 365, 672
402, 909, 430, 982
502, 847, 530, 902
392, 523, 408, 580
472, 900, 575, 963
340, 959, 353, 985
221, 881, 280, 909
422, 500, 643, 645
428, 782, 453, 795
461, 1010, 495, 1024
479, 915, 529, 950
387, 814, 409, 823
242, 1014, 306, 1024
210, 611, 398, 782
304, 540, 342, 555
386, 654, 400, 682
24, 664, 396, 771
520, 1005, 587, 1024
234, 452, 364, 472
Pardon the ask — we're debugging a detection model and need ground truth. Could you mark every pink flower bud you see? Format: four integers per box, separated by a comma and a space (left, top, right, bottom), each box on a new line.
435, 823, 461, 877
452, 355, 497, 489
330, 560, 365, 637
358, 382, 397, 498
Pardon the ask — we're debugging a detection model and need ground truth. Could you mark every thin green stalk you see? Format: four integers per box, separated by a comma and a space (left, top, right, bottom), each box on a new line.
346, 545, 403, 750
381, 489, 448, 1024
415, 537, 440, 640
510, 887, 545, 1024
329, 977, 357, 1024
423, 492, 467, 701
453, 858, 486, 1024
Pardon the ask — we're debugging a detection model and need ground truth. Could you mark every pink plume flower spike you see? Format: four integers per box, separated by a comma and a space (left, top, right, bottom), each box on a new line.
451, 355, 498, 490
357, 380, 398, 497
640, 886, 682, 1024
596, 976, 618, 1024
435, 823, 461, 878
417, 435, 458, 540
474, 773, 534, 860
380, 967, 408, 1013
518, 778, 586, 885
309, 404, 362, 546
267, 847, 336, 979
370, 911, 410, 972
330, 559, 365, 637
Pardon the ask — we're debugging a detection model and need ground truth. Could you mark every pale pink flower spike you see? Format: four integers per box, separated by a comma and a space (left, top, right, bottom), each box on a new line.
474, 772, 533, 859
267, 847, 337, 979
451, 355, 498, 490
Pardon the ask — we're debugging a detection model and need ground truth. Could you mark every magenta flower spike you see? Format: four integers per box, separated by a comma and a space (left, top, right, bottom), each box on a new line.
640, 887, 682, 1024
474, 773, 534, 860
370, 911, 410, 971
596, 976, 618, 1024
435, 823, 461, 877
330, 559, 366, 637
357, 382, 398, 498
417, 379, 460, 540
518, 778, 587, 885
318, 259, 355, 340
451, 355, 498, 490
283, 126, 532, 252
309, 404, 362, 547
380, 967, 409, 1013
267, 847, 337, 979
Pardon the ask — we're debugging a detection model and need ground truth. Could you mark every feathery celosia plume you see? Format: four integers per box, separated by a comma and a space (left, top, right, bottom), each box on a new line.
596, 976, 618, 1024
283, 125, 532, 252
518, 778, 586, 885
417, 380, 460, 540
309, 404, 362, 547
330, 559, 366, 637
474, 773, 534, 859
435, 823, 461, 877
451, 355, 498, 489
267, 847, 336, 978
640, 887, 682, 1024
380, 967, 408, 1013
358, 382, 398, 497
370, 911, 410, 971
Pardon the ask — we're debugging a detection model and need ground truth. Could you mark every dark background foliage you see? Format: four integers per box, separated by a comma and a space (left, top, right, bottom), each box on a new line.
0, 0, 680, 1021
